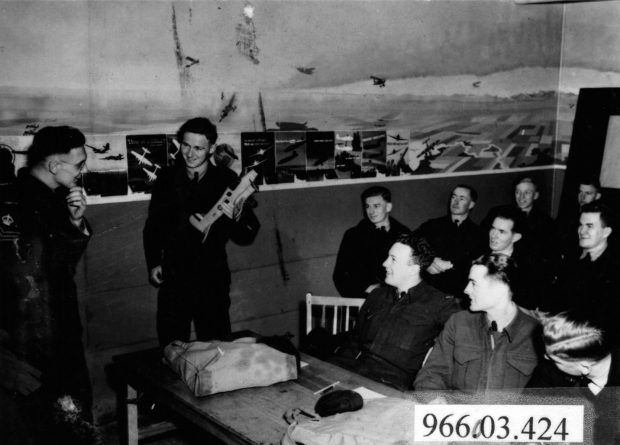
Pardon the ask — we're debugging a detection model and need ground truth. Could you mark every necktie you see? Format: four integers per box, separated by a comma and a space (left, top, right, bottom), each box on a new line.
575, 375, 593, 387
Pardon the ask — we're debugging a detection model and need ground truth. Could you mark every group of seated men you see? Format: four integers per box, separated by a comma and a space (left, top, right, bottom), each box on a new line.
315, 178, 619, 437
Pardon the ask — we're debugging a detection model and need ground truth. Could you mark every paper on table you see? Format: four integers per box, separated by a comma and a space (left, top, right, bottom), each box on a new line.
353, 386, 386, 400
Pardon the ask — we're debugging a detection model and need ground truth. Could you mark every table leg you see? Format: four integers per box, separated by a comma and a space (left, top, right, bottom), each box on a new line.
127, 384, 139, 445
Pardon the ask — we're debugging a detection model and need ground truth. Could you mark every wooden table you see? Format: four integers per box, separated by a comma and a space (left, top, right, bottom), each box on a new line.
113, 348, 407, 445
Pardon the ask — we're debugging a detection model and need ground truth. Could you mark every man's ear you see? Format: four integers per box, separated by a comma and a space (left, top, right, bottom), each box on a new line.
208, 142, 216, 156
534, 191, 540, 201
580, 361, 593, 375
468, 201, 475, 211
48, 160, 60, 174
595, 192, 602, 201
512, 233, 522, 244
603, 226, 612, 239
386, 202, 393, 213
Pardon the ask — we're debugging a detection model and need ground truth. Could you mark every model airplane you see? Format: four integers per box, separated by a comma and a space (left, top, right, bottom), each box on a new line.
130, 147, 153, 167
185, 56, 199, 68
296, 66, 315, 75
219, 93, 237, 122
102, 153, 124, 161
23, 123, 39, 135
189, 170, 258, 242
87, 143, 111, 154
370, 76, 386, 87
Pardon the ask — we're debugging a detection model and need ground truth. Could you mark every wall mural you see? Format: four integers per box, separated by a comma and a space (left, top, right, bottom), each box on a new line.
3, 0, 620, 202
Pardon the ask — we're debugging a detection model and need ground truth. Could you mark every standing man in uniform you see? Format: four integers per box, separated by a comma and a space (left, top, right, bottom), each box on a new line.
1, 126, 95, 442
143, 117, 260, 348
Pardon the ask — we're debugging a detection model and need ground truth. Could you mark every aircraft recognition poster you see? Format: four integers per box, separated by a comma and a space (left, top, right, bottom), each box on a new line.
5, 0, 620, 202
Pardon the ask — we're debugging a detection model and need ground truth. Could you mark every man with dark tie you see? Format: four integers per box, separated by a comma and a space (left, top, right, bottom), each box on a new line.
333, 185, 409, 298
482, 176, 554, 255
548, 202, 619, 343
554, 177, 603, 261
332, 234, 459, 390
414, 253, 539, 393
414, 184, 484, 301
143, 117, 260, 348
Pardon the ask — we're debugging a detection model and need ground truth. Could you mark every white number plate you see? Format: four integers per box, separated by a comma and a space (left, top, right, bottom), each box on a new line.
413, 404, 583, 442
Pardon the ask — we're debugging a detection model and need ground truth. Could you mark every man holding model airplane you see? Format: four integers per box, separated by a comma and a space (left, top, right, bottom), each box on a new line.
143, 117, 260, 348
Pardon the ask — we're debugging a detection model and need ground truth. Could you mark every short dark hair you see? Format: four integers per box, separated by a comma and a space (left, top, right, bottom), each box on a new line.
579, 177, 601, 191
394, 232, 434, 270
472, 253, 518, 291
541, 311, 611, 362
361, 185, 391, 203
581, 201, 614, 229
514, 175, 538, 192
176, 117, 218, 145
493, 206, 525, 235
454, 184, 478, 202
27, 126, 86, 167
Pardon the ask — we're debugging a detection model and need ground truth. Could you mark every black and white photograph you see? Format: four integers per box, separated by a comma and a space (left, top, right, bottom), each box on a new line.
1, 1, 620, 444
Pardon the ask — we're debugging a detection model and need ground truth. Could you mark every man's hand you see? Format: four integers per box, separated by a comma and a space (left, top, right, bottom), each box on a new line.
221, 198, 244, 221
66, 186, 87, 224
427, 257, 453, 275
149, 265, 164, 287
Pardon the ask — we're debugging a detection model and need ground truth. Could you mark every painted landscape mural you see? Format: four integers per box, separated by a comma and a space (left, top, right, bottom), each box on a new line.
1, 0, 620, 199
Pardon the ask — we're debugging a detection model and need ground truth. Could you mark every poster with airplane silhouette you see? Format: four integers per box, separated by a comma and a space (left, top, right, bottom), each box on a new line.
165, 134, 181, 167
126, 134, 167, 193
360, 130, 386, 177
306, 131, 336, 182
83, 134, 128, 197
275, 131, 306, 183
386, 130, 410, 176
0, 142, 20, 242
215, 132, 243, 175
334, 131, 358, 180
241, 132, 275, 185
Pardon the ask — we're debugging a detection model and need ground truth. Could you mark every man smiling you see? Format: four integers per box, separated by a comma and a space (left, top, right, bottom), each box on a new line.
333, 186, 409, 298
333, 233, 459, 389
415, 253, 539, 393
414, 184, 484, 300
549, 202, 619, 343
143, 117, 260, 349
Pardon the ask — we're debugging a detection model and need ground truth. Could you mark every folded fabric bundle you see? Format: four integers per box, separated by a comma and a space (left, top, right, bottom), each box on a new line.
164, 338, 297, 396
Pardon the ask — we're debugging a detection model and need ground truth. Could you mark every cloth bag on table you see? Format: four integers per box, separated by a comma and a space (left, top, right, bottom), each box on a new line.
164, 337, 297, 396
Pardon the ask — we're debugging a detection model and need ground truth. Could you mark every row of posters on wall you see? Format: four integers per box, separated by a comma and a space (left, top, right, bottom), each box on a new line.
1, 130, 443, 197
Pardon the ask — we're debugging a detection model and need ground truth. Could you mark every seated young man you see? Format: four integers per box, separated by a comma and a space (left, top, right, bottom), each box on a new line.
414, 253, 539, 394
333, 185, 409, 298
528, 311, 620, 444
414, 184, 485, 301
331, 233, 460, 390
